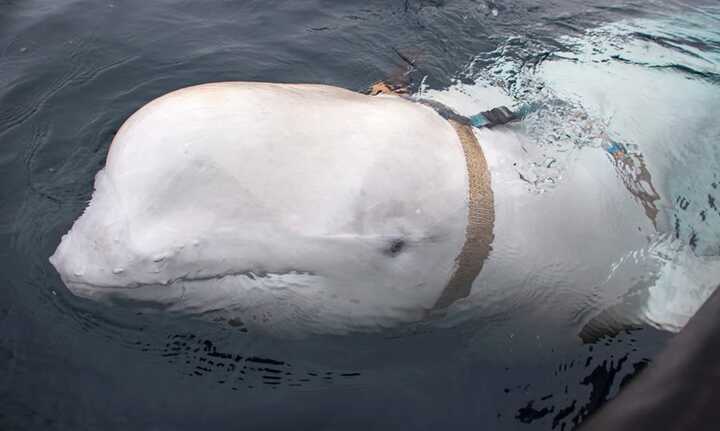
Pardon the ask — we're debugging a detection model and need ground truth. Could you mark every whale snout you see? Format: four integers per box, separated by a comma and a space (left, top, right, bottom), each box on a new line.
49, 223, 188, 309
49, 174, 142, 298
50, 220, 128, 298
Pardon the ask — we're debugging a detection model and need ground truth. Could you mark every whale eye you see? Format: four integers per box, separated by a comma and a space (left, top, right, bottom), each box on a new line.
384, 239, 406, 257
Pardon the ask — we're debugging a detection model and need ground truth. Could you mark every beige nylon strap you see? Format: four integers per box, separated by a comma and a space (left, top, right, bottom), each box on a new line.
433, 120, 495, 310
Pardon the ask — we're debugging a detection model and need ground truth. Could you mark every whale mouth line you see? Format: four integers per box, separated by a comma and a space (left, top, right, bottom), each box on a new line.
62, 268, 317, 291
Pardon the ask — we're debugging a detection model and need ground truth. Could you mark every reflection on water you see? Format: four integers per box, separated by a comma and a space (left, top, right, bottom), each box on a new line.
1, 0, 719, 429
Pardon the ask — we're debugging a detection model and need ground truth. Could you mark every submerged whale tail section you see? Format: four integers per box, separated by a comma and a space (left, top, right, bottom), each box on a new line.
581, 244, 720, 342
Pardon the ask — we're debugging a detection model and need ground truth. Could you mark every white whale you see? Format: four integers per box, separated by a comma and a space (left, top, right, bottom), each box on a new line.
50, 82, 494, 333
50, 78, 720, 336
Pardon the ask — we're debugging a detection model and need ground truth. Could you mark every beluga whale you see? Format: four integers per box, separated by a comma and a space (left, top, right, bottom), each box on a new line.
50, 82, 495, 334
50, 80, 720, 337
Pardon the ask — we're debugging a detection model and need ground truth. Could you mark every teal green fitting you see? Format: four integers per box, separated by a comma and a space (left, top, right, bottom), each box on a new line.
469, 113, 490, 128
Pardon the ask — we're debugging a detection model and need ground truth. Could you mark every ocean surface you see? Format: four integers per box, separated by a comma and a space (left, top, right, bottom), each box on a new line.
1, 0, 719, 429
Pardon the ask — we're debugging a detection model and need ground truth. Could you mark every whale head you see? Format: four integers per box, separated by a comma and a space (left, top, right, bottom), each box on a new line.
49, 83, 480, 333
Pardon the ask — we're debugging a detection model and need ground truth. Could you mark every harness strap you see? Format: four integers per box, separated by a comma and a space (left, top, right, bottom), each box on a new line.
433, 120, 495, 310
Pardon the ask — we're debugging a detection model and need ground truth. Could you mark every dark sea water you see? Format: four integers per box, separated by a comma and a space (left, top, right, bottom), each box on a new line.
1, 0, 719, 429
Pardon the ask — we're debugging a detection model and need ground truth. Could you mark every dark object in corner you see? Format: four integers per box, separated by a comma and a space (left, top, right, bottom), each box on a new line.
581, 284, 720, 431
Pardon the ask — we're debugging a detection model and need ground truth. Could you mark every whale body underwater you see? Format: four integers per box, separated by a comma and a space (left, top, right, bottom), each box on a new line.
50, 81, 720, 336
